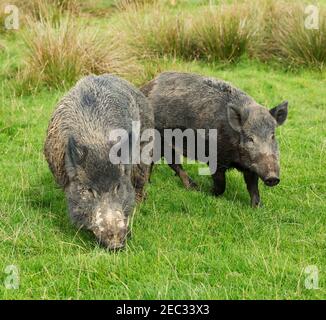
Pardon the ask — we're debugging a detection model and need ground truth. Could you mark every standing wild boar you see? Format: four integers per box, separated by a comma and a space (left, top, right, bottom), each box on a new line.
141, 72, 288, 207
44, 74, 153, 249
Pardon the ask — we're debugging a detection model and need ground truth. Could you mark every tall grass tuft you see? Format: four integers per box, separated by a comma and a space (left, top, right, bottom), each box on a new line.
246, 0, 326, 70
17, 16, 142, 92
119, 0, 326, 69
193, 3, 256, 62
261, 1, 326, 69
0, 3, 5, 33
115, 0, 158, 10
118, 5, 198, 60
0, 0, 81, 33
119, 2, 256, 63
142, 11, 196, 59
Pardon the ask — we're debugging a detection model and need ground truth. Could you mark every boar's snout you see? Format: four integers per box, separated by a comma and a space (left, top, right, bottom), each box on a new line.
92, 209, 129, 250
264, 176, 280, 187
99, 229, 128, 250
251, 153, 280, 187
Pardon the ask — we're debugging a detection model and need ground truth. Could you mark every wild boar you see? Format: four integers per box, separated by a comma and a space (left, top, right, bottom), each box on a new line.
44, 74, 153, 249
141, 72, 288, 207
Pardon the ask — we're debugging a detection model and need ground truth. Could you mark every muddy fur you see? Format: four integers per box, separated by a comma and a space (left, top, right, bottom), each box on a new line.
44, 74, 154, 248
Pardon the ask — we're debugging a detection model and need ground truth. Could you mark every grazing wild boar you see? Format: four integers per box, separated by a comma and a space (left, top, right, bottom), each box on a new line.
44, 74, 153, 249
141, 72, 288, 207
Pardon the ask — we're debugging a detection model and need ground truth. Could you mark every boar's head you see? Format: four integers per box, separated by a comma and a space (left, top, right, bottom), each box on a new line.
64, 136, 135, 250
227, 101, 288, 186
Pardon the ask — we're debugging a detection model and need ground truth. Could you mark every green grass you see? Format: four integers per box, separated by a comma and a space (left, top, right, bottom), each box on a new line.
0, 57, 325, 299
0, 1, 326, 300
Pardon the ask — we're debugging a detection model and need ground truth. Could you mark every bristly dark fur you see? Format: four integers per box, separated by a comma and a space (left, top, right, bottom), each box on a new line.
141, 71, 288, 207
44, 74, 154, 248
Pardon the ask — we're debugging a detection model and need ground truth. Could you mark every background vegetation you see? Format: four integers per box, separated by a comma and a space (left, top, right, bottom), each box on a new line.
0, 0, 325, 299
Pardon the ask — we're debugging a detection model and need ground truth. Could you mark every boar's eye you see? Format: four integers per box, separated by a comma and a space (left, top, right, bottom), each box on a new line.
271, 133, 275, 140
80, 188, 96, 198
246, 136, 254, 143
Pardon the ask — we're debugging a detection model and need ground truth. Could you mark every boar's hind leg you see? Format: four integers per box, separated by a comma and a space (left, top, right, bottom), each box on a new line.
212, 169, 226, 196
168, 150, 197, 190
243, 170, 261, 208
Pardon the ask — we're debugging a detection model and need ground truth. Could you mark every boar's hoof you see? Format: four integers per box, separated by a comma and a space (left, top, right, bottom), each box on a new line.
251, 199, 262, 208
186, 178, 198, 190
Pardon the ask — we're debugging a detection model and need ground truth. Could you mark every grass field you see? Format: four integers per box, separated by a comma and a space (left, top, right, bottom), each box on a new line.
0, 0, 325, 299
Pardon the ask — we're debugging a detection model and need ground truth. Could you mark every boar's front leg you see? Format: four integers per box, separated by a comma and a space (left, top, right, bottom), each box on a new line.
243, 170, 261, 207
169, 163, 198, 189
212, 169, 226, 196
132, 163, 151, 202
168, 148, 197, 189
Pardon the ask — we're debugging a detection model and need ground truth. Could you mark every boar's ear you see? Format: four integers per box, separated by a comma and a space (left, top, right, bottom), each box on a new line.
270, 101, 288, 126
66, 136, 88, 168
227, 103, 249, 132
